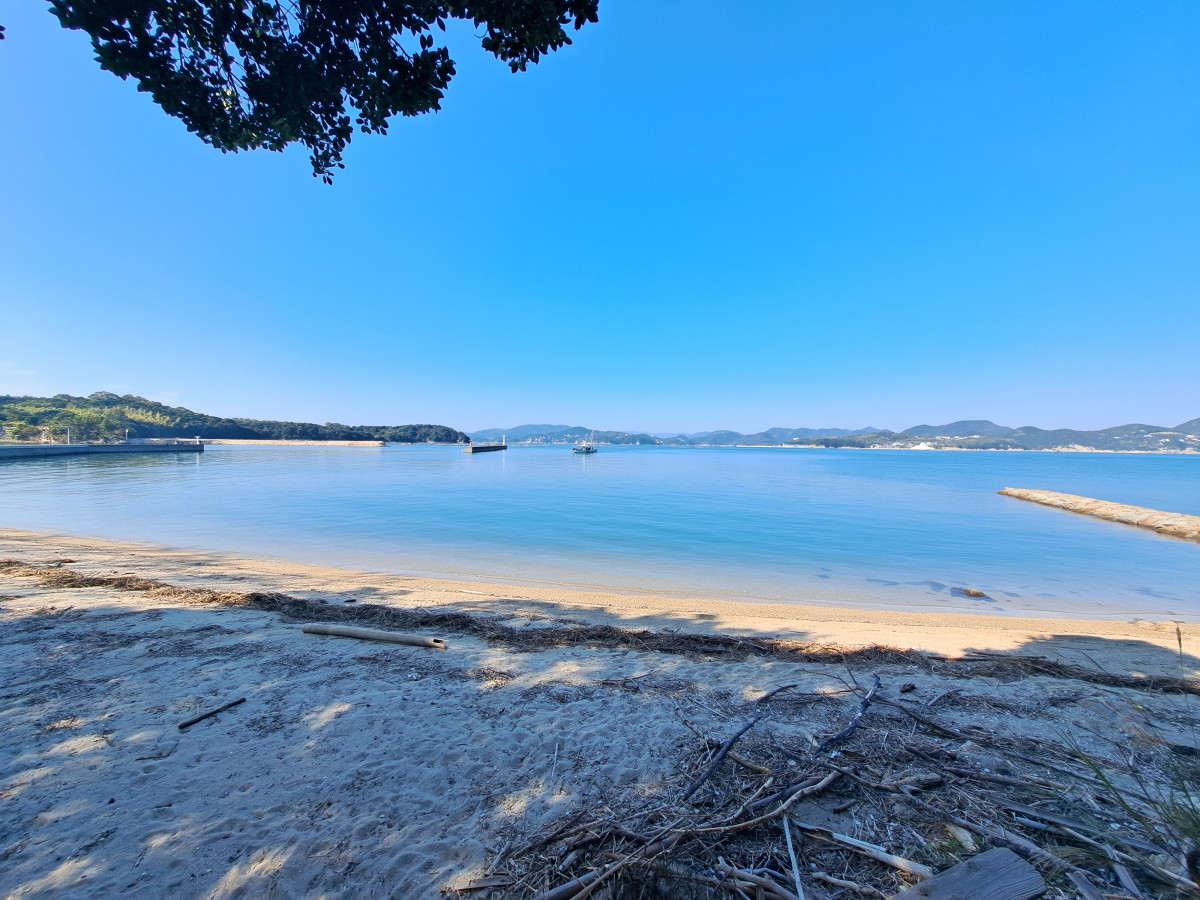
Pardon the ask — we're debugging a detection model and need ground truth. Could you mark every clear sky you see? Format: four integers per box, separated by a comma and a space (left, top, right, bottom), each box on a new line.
2, 2, 1197, 434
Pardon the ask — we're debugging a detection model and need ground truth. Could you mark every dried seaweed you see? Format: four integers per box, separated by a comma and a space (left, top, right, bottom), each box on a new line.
2, 559, 1195, 697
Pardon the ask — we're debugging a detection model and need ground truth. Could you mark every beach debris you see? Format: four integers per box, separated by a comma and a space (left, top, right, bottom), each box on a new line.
681, 714, 764, 802
790, 820, 934, 879
889, 848, 1045, 899
955, 587, 989, 598
301, 623, 447, 649
135, 741, 179, 761
781, 815, 806, 899
818, 673, 880, 751
810, 869, 884, 896
713, 859, 803, 899
482, 668, 1200, 900
178, 696, 246, 730
943, 823, 978, 852
457, 875, 515, 893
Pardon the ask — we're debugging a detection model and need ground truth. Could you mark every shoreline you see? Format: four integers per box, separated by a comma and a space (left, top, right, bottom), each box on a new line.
2, 526, 1194, 662
3, 527, 1199, 898
507, 443, 1200, 453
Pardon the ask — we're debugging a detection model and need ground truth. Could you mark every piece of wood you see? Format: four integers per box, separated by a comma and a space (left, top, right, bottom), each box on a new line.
458, 875, 515, 892
943, 824, 977, 853
888, 848, 1046, 900
682, 715, 763, 801
301, 623, 447, 649
752, 775, 826, 811
727, 750, 772, 774
819, 674, 880, 752
1066, 870, 1107, 900
811, 871, 883, 897
791, 820, 933, 880
994, 801, 1163, 855
684, 772, 840, 836
529, 863, 612, 900
781, 816, 806, 900
178, 696, 246, 730
714, 862, 803, 900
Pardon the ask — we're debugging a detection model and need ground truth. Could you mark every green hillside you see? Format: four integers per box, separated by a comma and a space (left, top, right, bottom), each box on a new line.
0, 393, 470, 444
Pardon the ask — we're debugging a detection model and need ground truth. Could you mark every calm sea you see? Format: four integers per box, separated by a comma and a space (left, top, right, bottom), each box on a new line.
2, 446, 1197, 619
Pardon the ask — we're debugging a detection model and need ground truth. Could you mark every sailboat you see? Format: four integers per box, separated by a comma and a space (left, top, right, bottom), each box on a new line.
573, 431, 598, 454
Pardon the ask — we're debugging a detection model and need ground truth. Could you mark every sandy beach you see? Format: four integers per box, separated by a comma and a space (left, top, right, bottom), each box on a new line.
2, 527, 1198, 899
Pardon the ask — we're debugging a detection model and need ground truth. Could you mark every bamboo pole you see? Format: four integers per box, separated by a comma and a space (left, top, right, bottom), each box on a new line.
302, 623, 447, 649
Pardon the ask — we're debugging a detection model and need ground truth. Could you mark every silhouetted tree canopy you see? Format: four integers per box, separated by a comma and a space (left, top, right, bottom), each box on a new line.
47, 1, 600, 182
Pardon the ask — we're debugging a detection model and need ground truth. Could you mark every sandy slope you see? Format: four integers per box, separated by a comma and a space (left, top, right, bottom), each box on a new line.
1, 528, 1197, 899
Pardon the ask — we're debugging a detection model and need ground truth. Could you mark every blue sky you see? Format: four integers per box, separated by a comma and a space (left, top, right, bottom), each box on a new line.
2, 2, 1197, 433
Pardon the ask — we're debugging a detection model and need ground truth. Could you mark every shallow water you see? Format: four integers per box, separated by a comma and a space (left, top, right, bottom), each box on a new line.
2, 445, 1197, 619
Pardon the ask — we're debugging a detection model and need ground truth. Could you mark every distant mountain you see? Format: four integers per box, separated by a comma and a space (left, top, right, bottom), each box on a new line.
469, 425, 576, 442
903, 420, 1014, 438
696, 426, 881, 446
482, 418, 1200, 452
468, 425, 667, 445
476, 424, 881, 447
0, 393, 470, 444
801, 421, 1200, 452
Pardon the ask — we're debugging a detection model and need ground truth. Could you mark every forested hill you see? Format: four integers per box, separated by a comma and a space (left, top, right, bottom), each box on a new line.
0, 393, 470, 444
475, 419, 1200, 452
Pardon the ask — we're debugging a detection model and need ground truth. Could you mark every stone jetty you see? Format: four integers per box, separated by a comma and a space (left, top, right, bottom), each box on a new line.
0, 442, 204, 461
999, 488, 1200, 543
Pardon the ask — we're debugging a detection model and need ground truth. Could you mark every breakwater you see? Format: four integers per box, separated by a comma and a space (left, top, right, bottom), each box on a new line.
202, 439, 386, 447
0, 442, 204, 461
999, 488, 1200, 544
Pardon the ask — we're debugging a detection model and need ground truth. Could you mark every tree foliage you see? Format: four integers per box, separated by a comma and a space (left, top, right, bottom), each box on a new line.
0, 392, 470, 443
48, 1, 599, 182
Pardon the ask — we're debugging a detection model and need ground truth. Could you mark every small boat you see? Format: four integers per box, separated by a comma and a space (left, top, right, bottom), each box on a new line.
573, 431, 598, 454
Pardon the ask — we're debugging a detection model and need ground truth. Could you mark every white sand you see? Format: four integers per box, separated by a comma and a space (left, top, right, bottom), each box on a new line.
1, 528, 1197, 899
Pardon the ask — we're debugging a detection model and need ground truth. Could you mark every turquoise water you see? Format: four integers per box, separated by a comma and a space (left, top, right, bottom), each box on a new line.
1, 446, 1197, 619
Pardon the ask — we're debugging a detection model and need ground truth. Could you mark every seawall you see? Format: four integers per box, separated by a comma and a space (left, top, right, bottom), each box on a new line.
999, 488, 1200, 544
201, 439, 386, 447
0, 443, 204, 460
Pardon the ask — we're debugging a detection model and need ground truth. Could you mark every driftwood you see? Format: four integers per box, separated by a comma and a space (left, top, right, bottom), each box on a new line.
683, 772, 840, 836
457, 875, 514, 893
301, 623, 447, 649
811, 870, 883, 897
781, 816, 806, 900
752, 774, 827, 811
682, 715, 763, 801
889, 848, 1046, 900
178, 696, 246, 730
790, 819, 933, 879
528, 864, 612, 900
727, 750, 772, 773
819, 674, 880, 752
714, 860, 803, 900
530, 825, 685, 900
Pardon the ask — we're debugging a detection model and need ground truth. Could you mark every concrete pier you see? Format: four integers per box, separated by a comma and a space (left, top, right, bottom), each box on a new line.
201, 439, 385, 447
0, 442, 204, 461
463, 436, 507, 454
999, 488, 1200, 543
